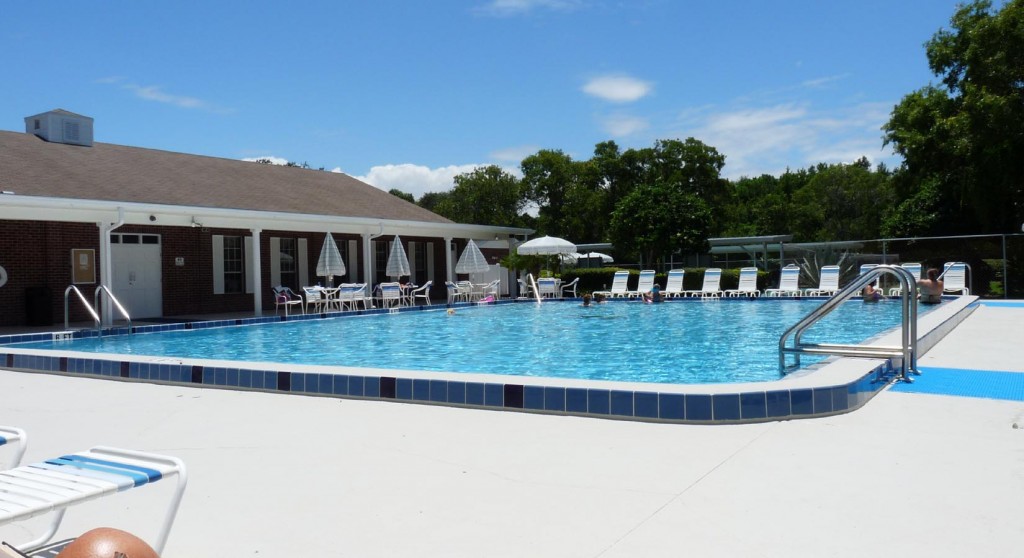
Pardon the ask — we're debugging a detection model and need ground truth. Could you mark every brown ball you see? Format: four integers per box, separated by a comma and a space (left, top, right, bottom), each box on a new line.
55, 527, 159, 558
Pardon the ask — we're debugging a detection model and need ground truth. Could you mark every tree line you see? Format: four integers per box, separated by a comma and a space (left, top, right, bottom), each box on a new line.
389, 0, 1023, 266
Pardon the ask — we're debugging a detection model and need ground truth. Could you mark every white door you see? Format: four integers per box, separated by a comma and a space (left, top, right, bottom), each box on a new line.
111, 234, 163, 319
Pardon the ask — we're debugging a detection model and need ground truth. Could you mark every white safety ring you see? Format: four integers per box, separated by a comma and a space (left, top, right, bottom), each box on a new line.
0, 265, 6, 288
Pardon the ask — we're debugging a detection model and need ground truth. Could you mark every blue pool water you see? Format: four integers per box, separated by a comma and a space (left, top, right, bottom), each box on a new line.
14, 299, 934, 384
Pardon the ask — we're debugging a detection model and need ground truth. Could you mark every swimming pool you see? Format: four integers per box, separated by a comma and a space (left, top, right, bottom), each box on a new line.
11, 298, 930, 384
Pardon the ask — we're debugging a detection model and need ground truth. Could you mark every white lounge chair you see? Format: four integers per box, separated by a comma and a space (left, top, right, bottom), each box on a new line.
685, 268, 722, 298
724, 267, 760, 297
0, 426, 27, 470
594, 271, 629, 298
765, 265, 802, 297
807, 265, 841, 297
379, 282, 404, 308
663, 269, 686, 298
889, 263, 923, 296
0, 446, 187, 555
943, 262, 970, 295
629, 270, 656, 298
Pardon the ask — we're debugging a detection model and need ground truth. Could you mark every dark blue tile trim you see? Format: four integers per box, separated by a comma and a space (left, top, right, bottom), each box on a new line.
712, 394, 740, 421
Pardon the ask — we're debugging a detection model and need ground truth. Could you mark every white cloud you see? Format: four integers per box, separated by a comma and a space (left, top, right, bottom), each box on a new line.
489, 145, 539, 163
601, 114, 649, 137
476, 0, 582, 16
97, 77, 229, 113
582, 75, 653, 103
352, 163, 486, 199
676, 101, 897, 179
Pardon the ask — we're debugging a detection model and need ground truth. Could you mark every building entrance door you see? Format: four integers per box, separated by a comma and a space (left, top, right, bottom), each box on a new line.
111, 233, 163, 319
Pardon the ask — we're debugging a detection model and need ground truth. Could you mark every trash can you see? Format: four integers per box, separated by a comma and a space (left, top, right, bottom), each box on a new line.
25, 286, 53, 326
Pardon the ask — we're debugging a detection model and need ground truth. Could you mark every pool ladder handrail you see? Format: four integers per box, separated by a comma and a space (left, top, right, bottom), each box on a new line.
778, 265, 919, 382
526, 273, 542, 303
64, 285, 102, 331
94, 285, 132, 332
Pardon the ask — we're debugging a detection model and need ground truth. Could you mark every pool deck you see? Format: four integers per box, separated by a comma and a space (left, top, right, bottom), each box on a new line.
1, 300, 1023, 557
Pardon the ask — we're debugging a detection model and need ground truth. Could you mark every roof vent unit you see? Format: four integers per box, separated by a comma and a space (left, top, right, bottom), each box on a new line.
24, 109, 94, 147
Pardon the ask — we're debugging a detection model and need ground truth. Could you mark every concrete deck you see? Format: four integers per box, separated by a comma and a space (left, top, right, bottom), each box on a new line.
1, 302, 1022, 557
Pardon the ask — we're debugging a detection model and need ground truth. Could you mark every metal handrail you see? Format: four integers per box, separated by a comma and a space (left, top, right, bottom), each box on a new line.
64, 285, 101, 331
779, 265, 919, 382
94, 285, 132, 332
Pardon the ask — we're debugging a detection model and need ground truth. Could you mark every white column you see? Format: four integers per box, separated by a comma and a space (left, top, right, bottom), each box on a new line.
251, 228, 263, 316
362, 233, 374, 292
445, 237, 454, 283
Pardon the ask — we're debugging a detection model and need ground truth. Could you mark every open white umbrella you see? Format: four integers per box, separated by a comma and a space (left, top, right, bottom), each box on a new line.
584, 251, 614, 263
385, 235, 411, 279
455, 239, 490, 274
316, 233, 345, 286
516, 235, 577, 256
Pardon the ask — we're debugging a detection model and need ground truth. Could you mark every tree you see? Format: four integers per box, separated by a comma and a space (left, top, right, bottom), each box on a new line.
790, 160, 894, 241
884, 0, 1024, 234
608, 181, 711, 265
388, 189, 415, 204
433, 165, 525, 227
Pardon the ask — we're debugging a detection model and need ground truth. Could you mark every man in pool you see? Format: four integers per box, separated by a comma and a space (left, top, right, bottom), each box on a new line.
581, 294, 592, 307
917, 268, 944, 304
642, 285, 663, 304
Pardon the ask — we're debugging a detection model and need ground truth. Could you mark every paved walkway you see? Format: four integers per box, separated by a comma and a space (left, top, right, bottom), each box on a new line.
0, 302, 1022, 557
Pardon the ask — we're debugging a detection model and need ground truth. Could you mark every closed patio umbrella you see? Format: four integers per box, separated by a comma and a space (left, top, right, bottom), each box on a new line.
455, 239, 490, 274
316, 233, 345, 286
385, 235, 411, 279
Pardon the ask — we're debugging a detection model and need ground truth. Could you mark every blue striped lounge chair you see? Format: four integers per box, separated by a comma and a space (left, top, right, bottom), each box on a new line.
0, 446, 187, 555
684, 268, 723, 298
594, 271, 630, 298
942, 262, 970, 295
0, 426, 27, 470
724, 267, 761, 297
663, 269, 685, 298
888, 263, 922, 296
807, 265, 841, 297
765, 265, 802, 297
628, 270, 656, 298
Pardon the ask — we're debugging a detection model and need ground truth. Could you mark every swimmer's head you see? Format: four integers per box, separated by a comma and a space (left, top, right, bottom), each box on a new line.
447, 308, 455, 315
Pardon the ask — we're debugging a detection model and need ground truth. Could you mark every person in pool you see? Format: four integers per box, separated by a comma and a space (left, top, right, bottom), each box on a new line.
642, 284, 663, 303
862, 279, 883, 303
917, 267, 944, 304
581, 293, 592, 307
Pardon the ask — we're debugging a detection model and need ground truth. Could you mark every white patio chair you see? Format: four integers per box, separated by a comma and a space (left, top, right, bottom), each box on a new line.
724, 267, 760, 297
379, 282, 403, 308
560, 277, 580, 298
302, 286, 325, 313
411, 280, 433, 305
942, 262, 970, 295
272, 286, 304, 315
536, 277, 559, 298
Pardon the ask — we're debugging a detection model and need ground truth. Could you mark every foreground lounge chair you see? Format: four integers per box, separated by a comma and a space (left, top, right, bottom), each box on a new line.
765, 265, 802, 297
889, 263, 923, 296
807, 265, 841, 297
0, 426, 27, 470
0, 446, 187, 555
594, 271, 629, 298
724, 267, 760, 297
684, 268, 722, 298
628, 270, 656, 298
662, 269, 686, 298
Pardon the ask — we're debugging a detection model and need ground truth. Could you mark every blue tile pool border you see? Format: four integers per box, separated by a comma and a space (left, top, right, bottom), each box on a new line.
0, 297, 973, 424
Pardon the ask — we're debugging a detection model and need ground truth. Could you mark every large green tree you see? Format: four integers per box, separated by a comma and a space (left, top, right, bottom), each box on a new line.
884, 0, 1024, 234
608, 181, 711, 265
432, 165, 526, 227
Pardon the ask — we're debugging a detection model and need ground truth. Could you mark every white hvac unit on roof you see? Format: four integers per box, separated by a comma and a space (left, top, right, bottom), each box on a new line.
24, 109, 94, 147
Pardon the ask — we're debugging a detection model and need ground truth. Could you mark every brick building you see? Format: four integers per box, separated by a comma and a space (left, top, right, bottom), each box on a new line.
0, 110, 529, 326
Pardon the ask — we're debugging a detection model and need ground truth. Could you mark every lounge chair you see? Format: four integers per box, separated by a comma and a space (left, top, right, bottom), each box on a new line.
662, 269, 686, 298
560, 277, 580, 298
0, 446, 187, 555
272, 286, 304, 316
411, 280, 433, 305
536, 277, 559, 298
806, 265, 841, 297
379, 282, 403, 308
628, 270, 656, 298
684, 268, 722, 298
942, 262, 970, 295
724, 267, 760, 297
764, 265, 802, 297
594, 271, 629, 298
889, 263, 922, 296
0, 426, 27, 470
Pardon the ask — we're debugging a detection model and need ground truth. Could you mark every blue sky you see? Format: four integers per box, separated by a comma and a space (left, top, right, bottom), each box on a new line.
1, 0, 978, 198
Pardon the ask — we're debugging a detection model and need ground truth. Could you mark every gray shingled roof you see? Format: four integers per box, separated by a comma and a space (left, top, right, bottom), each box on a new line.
0, 130, 452, 224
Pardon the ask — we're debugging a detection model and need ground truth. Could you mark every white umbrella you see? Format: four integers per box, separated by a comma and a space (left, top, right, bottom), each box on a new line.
516, 235, 577, 256
584, 251, 614, 263
316, 233, 345, 286
385, 235, 411, 279
455, 239, 490, 274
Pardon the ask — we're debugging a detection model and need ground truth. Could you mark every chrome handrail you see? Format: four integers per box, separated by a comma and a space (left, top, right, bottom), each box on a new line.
64, 285, 101, 331
779, 265, 919, 382
94, 285, 132, 332
527, 273, 542, 303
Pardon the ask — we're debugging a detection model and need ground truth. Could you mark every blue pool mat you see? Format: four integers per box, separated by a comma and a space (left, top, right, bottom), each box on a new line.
891, 367, 1024, 402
